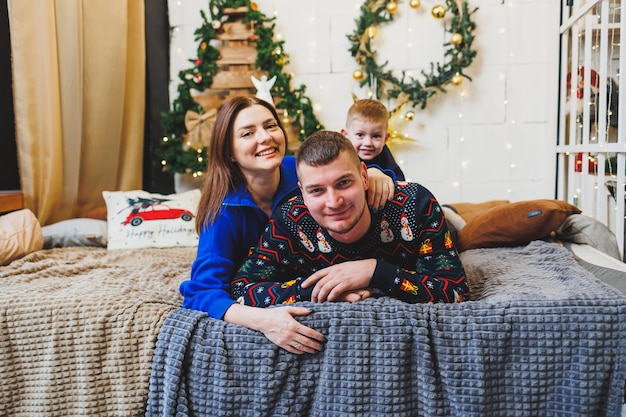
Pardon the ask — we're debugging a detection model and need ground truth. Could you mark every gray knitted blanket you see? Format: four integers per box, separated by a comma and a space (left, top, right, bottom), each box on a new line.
146, 241, 626, 416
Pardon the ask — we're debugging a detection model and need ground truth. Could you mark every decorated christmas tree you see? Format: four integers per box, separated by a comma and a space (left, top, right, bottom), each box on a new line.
158, 0, 324, 178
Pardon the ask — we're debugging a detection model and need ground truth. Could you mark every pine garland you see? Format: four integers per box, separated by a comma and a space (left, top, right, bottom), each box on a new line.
158, 0, 324, 176
348, 0, 478, 109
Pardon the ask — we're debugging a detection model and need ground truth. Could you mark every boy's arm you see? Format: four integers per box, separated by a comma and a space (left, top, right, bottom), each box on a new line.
367, 163, 397, 181
230, 218, 313, 307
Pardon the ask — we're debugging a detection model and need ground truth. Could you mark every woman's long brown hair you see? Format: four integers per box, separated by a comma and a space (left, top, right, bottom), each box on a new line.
195, 96, 287, 233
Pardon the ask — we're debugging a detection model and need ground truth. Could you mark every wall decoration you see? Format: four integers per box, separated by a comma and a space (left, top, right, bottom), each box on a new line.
348, 0, 478, 110
159, 0, 324, 177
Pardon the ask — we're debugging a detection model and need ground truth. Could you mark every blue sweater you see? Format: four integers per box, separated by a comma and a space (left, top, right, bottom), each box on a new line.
179, 156, 298, 319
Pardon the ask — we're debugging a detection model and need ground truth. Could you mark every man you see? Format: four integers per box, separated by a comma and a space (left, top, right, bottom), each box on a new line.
231, 130, 469, 308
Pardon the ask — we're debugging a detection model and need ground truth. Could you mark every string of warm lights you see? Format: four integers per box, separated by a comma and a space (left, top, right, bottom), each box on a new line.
158, 0, 324, 176
348, 0, 478, 110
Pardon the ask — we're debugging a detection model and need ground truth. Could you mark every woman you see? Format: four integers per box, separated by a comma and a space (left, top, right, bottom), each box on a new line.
180, 96, 394, 354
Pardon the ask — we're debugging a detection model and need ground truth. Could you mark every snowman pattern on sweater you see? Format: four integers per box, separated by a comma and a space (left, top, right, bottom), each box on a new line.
231, 182, 469, 307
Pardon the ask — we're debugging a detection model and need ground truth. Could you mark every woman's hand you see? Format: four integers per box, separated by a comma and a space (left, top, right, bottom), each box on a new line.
366, 168, 395, 210
224, 303, 325, 355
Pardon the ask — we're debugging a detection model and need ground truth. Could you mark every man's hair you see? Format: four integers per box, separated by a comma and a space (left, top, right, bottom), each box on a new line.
345, 99, 388, 127
297, 130, 362, 171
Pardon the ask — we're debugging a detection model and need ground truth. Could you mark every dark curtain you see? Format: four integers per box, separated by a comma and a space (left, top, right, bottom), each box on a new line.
0, 0, 19, 190
143, 0, 174, 194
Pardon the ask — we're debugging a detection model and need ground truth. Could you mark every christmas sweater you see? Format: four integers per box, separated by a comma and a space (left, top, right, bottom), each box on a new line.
231, 182, 469, 307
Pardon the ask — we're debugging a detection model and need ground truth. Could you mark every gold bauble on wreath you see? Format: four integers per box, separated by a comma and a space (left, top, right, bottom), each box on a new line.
409, 0, 421, 8
431, 4, 447, 19
386, 1, 398, 14
451, 73, 463, 86
450, 32, 463, 45
367, 25, 378, 39
353, 69, 365, 81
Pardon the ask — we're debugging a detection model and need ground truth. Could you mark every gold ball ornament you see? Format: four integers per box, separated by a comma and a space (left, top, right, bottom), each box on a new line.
451, 73, 463, 86
450, 33, 463, 46
366, 25, 378, 39
386, 1, 398, 14
353, 69, 365, 81
431, 4, 447, 19
249, 2, 258, 11
409, 0, 421, 8
404, 111, 415, 122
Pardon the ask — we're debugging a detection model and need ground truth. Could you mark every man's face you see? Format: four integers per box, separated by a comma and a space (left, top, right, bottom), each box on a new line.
297, 151, 371, 244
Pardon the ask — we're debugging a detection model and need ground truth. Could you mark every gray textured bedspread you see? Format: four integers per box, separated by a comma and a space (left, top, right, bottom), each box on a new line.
146, 241, 626, 416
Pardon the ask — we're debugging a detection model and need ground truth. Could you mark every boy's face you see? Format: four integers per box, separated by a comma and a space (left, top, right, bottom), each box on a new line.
341, 118, 389, 161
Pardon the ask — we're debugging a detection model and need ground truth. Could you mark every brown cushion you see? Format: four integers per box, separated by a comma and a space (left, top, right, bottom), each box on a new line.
450, 200, 510, 224
457, 199, 582, 252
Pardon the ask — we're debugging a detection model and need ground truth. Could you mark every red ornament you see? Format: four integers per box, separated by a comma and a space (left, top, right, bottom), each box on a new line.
250, 34, 256, 41
574, 152, 597, 173
195, 59, 202, 66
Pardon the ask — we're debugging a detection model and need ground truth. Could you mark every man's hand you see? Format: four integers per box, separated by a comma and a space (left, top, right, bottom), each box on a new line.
302, 259, 377, 302
366, 168, 394, 210
337, 287, 374, 303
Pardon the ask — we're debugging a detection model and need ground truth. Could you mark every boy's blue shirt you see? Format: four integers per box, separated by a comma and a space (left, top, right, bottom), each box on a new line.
365, 145, 405, 181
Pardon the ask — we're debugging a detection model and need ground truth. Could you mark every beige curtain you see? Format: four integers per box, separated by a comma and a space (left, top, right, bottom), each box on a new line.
7, 0, 145, 225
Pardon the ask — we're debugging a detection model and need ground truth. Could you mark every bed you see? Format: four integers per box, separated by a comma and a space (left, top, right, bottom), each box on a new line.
1, 198, 626, 416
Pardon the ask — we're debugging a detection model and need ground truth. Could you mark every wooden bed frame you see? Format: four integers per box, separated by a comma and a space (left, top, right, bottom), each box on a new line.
0, 190, 23, 213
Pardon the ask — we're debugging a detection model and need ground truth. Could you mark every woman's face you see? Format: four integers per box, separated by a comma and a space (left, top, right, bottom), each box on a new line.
231, 104, 286, 177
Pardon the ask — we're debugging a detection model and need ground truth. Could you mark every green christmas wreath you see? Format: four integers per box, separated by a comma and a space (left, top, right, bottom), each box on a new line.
158, 0, 324, 176
348, 0, 478, 109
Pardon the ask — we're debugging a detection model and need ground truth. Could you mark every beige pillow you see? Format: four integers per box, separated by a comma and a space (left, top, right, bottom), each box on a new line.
457, 200, 582, 252
0, 209, 43, 266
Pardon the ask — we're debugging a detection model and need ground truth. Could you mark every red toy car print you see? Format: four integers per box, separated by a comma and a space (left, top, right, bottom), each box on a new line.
123, 203, 194, 226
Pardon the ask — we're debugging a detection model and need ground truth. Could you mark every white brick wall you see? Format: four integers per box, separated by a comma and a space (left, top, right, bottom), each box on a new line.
168, 0, 561, 204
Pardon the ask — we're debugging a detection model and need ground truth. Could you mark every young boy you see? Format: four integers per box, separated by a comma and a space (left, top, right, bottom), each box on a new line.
341, 99, 406, 181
